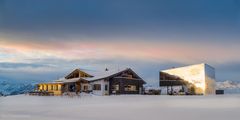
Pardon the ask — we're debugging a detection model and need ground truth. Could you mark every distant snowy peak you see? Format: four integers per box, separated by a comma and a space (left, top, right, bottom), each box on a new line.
216, 80, 240, 89
0, 79, 35, 96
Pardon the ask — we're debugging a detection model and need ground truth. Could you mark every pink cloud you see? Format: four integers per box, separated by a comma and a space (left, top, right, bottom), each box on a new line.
0, 39, 238, 63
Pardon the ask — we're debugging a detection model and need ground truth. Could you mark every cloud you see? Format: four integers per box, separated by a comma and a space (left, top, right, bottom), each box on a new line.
0, 58, 183, 85
1, 38, 240, 64
214, 62, 240, 82
0, 62, 59, 74
1, 56, 240, 86
0, 62, 66, 82
1, 0, 240, 42
0, 0, 240, 84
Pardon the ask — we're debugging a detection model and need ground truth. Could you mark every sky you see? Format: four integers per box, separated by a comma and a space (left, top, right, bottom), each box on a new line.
0, 0, 240, 85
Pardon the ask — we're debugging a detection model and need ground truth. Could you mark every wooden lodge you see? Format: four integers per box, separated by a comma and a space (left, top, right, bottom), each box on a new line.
35, 68, 146, 96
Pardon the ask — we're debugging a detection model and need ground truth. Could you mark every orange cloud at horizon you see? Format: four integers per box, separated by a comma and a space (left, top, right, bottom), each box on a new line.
0, 38, 238, 64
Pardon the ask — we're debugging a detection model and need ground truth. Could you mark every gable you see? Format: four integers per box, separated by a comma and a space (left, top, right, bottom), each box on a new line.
99, 68, 143, 81
65, 69, 93, 79
106, 68, 146, 84
115, 69, 141, 79
65, 68, 146, 84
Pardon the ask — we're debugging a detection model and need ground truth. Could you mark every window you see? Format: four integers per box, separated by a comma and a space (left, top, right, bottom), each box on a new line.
84, 85, 88, 91
105, 85, 108, 91
121, 73, 133, 78
93, 84, 101, 90
69, 84, 75, 92
57, 85, 61, 91
39, 85, 42, 90
44, 85, 47, 91
112, 85, 119, 91
47, 85, 51, 90
53, 85, 58, 91
124, 85, 137, 91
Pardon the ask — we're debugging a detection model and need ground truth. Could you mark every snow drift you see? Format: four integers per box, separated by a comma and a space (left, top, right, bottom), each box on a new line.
0, 95, 240, 120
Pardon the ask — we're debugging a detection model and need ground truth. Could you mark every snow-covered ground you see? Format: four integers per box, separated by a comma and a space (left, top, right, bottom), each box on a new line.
0, 95, 240, 120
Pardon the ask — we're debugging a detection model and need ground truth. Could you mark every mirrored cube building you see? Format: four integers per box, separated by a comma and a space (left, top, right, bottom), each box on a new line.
160, 63, 216, 95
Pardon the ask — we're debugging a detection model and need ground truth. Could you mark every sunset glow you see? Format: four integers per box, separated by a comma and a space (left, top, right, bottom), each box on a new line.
1, 0, 240, 84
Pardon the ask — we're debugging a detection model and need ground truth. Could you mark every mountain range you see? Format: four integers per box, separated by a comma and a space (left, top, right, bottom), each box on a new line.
216, 80, 240, 94
0, 79, 35, 96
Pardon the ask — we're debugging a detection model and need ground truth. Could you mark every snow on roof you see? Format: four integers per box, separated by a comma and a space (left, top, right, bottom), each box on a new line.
51, 68, 129, 83
55, 77, 81, 83
38, 81, 64, 84
81, 68, 129, 81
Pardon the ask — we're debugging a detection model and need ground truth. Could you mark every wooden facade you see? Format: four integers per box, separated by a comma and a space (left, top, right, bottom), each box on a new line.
110, 77, 144, 95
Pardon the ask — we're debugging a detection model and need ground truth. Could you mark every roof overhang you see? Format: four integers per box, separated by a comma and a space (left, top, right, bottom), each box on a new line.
160, 80, 187, 86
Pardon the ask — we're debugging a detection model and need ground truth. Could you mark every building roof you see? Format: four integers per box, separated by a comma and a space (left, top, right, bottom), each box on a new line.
39, 67, 145, 85
161, 63, 214, 72
55, 78, 81, 83
65, 68, 145, 83
79, 68, 145, 83
160, 80, 187, 86
80, 68, 129, 81
38, 81, 64, 84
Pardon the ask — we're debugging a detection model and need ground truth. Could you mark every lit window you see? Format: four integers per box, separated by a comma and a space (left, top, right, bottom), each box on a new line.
112, 85, 119, 91
124, 85, 137, 91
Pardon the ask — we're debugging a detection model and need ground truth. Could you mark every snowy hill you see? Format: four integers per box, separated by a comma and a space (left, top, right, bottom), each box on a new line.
0, 79, 35, 96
